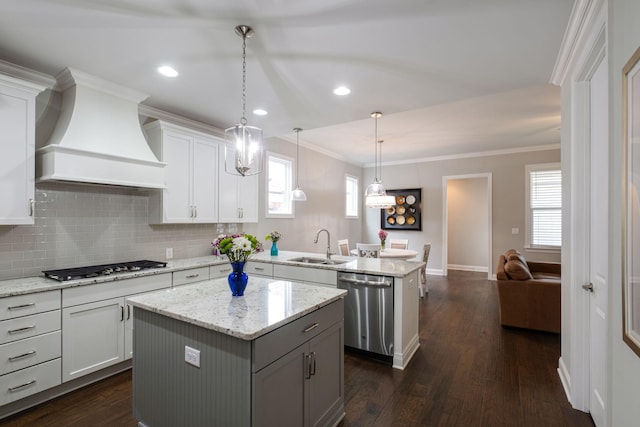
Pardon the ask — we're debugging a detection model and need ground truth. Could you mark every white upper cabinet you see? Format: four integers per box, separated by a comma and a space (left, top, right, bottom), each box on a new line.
145, 120, 219, 223
0, 74, 45, 225
218, 147, 259, 223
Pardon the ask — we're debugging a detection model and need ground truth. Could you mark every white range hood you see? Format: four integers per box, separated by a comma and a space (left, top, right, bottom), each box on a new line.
36, 68, 166, 189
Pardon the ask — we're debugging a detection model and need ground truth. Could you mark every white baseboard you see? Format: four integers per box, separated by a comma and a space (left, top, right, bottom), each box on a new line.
447, 264, 488, 273
426, 268, 445, 276
558, 356, 572, 405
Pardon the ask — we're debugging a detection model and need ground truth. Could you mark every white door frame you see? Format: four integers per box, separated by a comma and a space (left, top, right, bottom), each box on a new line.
442, 173, 493, 279
556, 3, 608, 419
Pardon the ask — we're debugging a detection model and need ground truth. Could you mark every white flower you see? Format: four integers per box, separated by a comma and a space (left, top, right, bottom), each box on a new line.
233, 236, 252, 252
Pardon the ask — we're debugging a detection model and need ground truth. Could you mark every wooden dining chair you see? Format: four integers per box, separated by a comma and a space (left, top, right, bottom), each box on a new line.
389, 239, 409, 249
337, 239, 351, 256
356, 243, 381, 258
419, 243, 431, 297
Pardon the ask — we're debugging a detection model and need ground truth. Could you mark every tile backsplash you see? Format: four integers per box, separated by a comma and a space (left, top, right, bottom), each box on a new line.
0, 183, 225, 281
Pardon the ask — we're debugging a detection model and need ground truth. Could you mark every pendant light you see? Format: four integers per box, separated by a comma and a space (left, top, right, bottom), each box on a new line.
365, 112, 394, 208
291, 128, 307, 201
224, 25, 264, 177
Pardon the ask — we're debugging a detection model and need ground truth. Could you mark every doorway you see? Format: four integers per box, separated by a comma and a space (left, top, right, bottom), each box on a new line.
442, 173, 492, 279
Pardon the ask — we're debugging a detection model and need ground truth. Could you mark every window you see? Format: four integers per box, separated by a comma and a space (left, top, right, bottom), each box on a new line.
266, 152, 293, 217
526, 163, 562, 249
345, 174, 359, 218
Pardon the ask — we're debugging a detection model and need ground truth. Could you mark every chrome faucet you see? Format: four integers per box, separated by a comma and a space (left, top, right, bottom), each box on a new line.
314, 228, 334, 260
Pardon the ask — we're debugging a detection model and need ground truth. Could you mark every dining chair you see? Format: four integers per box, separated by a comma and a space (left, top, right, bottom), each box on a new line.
389, 239, 409, 249
356, 243, 381, 258
337, 239, 351, 256
419, 243, 431, 297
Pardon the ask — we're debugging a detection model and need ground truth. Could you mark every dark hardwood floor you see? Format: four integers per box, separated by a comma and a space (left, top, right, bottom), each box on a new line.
0, 270, 594, 427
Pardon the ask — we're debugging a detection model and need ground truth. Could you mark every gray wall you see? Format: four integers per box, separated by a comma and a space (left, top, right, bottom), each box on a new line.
447, 178, 489, 271
362, 148, 561, 276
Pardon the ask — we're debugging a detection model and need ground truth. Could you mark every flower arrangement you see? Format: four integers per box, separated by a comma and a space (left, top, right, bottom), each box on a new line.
265, 231, 282, 242
211, 233, 263, 263
378, 229, 388, 243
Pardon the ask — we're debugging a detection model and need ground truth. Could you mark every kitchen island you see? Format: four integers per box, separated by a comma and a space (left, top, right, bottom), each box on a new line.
127, 276, 347, 427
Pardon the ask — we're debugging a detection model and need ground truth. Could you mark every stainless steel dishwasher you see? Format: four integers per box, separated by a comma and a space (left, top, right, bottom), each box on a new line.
338, 272, 394, 359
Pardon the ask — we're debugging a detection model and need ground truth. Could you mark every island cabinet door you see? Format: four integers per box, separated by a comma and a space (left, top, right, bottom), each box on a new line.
252, 343, 307, 427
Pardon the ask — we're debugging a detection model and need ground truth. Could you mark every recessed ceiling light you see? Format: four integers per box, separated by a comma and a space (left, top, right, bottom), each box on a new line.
253, 108, 268, 116
333, 86, 351, 96
157, 66, 178, 77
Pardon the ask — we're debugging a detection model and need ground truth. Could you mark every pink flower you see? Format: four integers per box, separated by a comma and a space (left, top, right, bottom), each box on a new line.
378, 229, 388, 241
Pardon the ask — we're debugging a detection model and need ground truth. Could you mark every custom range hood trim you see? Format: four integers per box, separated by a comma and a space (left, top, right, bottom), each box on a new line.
36, 68, 166, 189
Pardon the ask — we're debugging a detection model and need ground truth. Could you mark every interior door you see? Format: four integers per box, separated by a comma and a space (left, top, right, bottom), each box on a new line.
587, 54, 608, 427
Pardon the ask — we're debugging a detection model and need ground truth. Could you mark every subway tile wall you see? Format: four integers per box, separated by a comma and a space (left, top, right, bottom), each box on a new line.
0, 183, 223, 281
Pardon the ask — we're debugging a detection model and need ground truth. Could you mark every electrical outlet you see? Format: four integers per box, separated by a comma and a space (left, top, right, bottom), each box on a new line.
185, 346, 200, 368
166, 248, 173, 259
511, 227, 519, 235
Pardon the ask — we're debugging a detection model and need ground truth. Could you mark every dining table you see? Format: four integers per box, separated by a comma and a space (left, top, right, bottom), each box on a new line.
350, 248, 418, 260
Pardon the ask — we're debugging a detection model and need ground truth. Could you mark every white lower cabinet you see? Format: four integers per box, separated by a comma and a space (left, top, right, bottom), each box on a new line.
61, 273, 171, 382
172, 266, 210, 287
0, 289, 61, 405
273, 264, 338, 288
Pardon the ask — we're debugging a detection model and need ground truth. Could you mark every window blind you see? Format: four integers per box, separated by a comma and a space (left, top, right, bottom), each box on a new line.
530, 169, 562, 247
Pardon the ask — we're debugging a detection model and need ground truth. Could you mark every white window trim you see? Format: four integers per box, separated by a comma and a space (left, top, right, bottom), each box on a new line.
345, 173, 359, 218
265, 151, 295, 219
525, 162, 561, 252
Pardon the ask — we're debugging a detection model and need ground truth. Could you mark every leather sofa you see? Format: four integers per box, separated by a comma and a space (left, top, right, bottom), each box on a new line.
496, 249, 561, 333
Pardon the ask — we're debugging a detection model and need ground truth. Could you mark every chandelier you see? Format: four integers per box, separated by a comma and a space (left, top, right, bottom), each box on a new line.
224, 25, 264, 177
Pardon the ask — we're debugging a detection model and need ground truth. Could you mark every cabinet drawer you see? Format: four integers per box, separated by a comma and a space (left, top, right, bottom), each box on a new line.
173, 267, 209, 287
252, 299, 343, 372
209, 263, 232, 279
245, 262, 272, 277
1, 290, 61, 321
0, 311, 61, 345
273, 264, 338, 286
0, 358, 61, 406
62, 273, 172, 307
0, 331, 61, 375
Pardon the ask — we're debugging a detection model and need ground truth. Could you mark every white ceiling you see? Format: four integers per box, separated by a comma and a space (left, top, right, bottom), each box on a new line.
0, 0, 573, 166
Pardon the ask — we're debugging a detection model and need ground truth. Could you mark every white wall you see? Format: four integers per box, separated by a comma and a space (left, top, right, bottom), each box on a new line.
610, 0, 640, 424
362, 148, 561, 276
447, 178, 489, 271
243, 136, 364, 255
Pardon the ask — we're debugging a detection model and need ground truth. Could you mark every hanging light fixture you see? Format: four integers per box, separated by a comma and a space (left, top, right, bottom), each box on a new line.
224, 25, 264, 177
365, 112, 394, 208
291, 128, 307, 201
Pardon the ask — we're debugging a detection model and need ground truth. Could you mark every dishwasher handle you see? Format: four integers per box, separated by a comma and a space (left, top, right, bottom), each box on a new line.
339, 277, 392, 288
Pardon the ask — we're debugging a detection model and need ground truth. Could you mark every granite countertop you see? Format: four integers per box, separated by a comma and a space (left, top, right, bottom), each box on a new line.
0, 251, 423, 298
127, 276, 347, 340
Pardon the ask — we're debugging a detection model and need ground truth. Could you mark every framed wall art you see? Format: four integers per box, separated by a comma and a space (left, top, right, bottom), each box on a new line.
381, 188, 422, 231
622, 45, 640, 358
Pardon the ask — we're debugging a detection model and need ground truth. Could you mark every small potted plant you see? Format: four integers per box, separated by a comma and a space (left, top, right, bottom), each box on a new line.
211, 233, 263, 296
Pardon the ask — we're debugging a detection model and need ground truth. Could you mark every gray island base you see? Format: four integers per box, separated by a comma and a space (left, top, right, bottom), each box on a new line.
127, 277, 347, 427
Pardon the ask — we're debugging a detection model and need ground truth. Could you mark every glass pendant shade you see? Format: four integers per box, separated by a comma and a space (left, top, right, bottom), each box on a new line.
365, 194, 395, 208
292, 187, 307, 201
365, 180, 386, 197
224, 123, 264, 176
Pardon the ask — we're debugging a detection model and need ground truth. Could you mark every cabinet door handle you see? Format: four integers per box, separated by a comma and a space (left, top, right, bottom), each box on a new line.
8, 325, 35, 334
127, 304, 131, 320
29, 199, 35, 217
194, 206, 197, 218
305, 354, 313, 379
120, 305, 124, 322
8, 379, 36, 392
310, 352, 317, 376
219, 267, 231, 273
9, 350, 36, 362
8, 303, 35, 311
303, 323, 319, 333
254, 267, 264, 271
186, 274, 200, 279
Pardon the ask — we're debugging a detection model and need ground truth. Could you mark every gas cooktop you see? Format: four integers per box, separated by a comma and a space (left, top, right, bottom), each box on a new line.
43, 260, 167, 282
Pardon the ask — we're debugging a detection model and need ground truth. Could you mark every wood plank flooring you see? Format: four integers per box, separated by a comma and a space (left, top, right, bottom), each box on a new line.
0, 270, 594, 426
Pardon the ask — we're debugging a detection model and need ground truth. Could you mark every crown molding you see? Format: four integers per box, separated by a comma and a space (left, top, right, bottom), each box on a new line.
0, 59, 56, 89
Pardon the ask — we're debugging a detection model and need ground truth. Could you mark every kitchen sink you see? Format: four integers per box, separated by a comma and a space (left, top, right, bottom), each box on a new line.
287, 257, 349, 265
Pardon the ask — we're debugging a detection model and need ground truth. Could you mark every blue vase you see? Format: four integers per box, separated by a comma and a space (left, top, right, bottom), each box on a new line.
270, 241, 278, 256
228, 262, 248, 296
